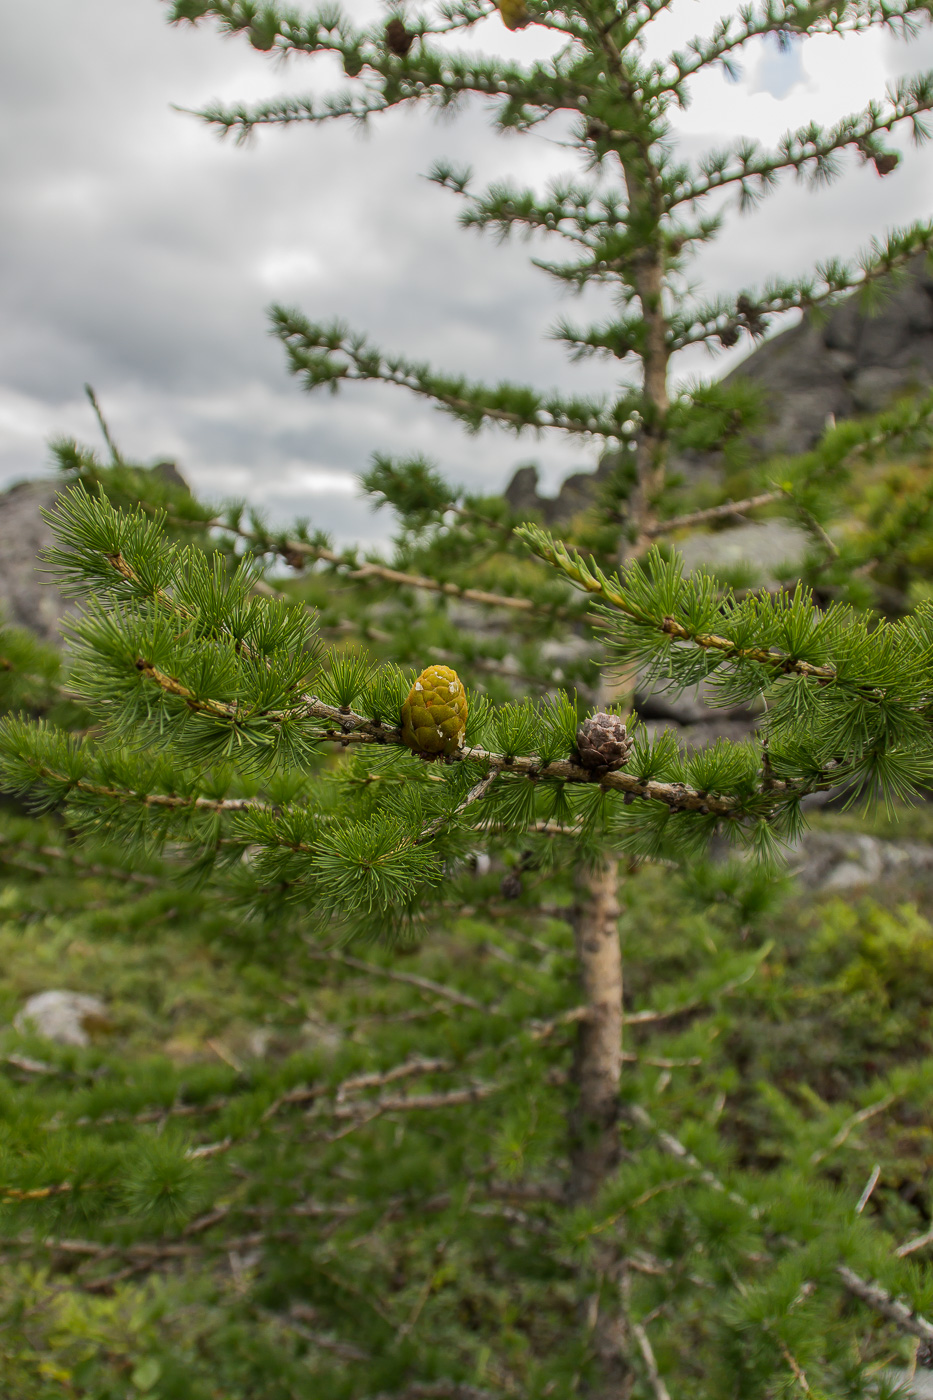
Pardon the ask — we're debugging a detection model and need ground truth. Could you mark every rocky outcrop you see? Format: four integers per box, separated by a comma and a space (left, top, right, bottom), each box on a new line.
0, 480, 72, 640
0, 463, 187, 642
505, 256, 933, 523
503, 459, 618, 525
727, 253, 933, 458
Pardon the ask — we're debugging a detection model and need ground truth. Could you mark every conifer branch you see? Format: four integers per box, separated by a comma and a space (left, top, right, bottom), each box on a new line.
2, 755, 269, 815
0, 832, 161, 887
303, 947, 489, 1013
669, 223, 933, 352
663, 0, 933, 92
204, 516, 567, 618
665, 82, 933, 207
519, 529, 839, 679
835, 1267, 933, 1345
84, 383, 124, 466
270, 307, 638, 441
808, 1093, 899, 1165
2, 718, 770, 828
631, 1102, 933, 1347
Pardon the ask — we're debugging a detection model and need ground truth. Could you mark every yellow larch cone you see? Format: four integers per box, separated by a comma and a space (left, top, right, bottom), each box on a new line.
401, 665, 468, 757
497, 0, 530, 29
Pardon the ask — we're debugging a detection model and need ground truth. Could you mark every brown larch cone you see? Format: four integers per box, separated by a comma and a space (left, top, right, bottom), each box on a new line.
575, 712, 632, 773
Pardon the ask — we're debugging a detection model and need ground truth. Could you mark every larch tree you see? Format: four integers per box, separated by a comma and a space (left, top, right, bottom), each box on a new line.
162, 0, 933, 1208
2, 0, 933, 1394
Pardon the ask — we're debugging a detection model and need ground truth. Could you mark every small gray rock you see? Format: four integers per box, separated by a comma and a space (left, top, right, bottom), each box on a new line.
788, 831, 933, 893
676, 521, 811, 586
14, 990, 111, 1048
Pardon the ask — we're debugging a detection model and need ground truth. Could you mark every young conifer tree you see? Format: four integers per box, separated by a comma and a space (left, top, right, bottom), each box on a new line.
4, 1, 933, 1393
158, 0, 933, 1205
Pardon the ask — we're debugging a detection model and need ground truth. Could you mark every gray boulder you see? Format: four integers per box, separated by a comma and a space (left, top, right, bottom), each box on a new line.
14, 990, 112, 1048
676, 521, 810, 586
788, 831, 933, 892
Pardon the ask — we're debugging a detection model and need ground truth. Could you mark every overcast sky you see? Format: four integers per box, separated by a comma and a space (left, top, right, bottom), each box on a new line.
2, 1, 932, 542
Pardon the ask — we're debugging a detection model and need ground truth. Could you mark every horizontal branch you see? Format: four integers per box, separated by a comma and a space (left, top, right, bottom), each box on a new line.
70, 676, 759, 819
0, 832, 161, 887
302, 946, 489, 1013
219, 520, 563, 618
271, 307, 636, 441
666, 118, 878, 209
645, 492, 781, 537
836, 1266, 933, 1345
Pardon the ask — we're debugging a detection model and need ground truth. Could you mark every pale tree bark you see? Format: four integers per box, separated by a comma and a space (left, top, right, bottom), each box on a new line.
568, 856, 624, 1205
569, 857, 633, 1399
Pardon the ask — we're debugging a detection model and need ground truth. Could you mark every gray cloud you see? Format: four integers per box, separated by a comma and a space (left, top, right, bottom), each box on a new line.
2, 1, 932, 540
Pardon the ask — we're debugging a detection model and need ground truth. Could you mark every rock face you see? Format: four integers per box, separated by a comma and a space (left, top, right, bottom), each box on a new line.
504, 256, 933, 522
503, 459, 617, 526
676, 520, 810, 586
0, 463, 188, 641
0, 480, 73, 640
722, 253, 933, 458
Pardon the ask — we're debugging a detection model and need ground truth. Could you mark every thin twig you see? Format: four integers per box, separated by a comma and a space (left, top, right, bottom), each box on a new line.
645, 491, 780, 537
809, 1094, 897, 1165
632, 1106, 933, 1347
836, 1266, 933, 1345
84, 383, 124, 466
896, 1226, 933, 1259
632, 1321, 673, 1400
303, 945, 489, 1013
855, 1164, 881, 1215
416, 770, 499, 844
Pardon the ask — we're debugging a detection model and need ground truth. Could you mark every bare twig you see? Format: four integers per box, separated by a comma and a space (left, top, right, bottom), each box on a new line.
416, 770, 499, 844
855, 1164, 882, 1215
632, 1321, 673, 1400
631, 1105, 933, 1347
809, 1094, 897, 1166
836, 1266, 933, 1345
625, 1102, 759, 1217
626, 949, 772, 1026
896, 1226, 933, 1259
303, 946, 489, 1013
84, 383, 124, 466
645, 491, 780, 537
165, 508, 566, 620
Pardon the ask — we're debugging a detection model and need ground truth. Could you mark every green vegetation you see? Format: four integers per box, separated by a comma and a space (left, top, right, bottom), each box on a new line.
5, 794, 933, 1398
4, 0, 933, 1392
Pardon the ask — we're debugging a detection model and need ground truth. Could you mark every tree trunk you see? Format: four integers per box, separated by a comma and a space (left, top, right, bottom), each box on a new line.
568, 855, 624, 1206
568, 857, 633, 1397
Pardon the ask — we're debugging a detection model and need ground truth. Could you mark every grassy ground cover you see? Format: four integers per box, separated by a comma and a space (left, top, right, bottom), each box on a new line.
2, 799, 933, 1397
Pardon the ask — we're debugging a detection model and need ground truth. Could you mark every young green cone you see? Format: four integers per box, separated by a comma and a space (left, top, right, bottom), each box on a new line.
401, 665, 468, 757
